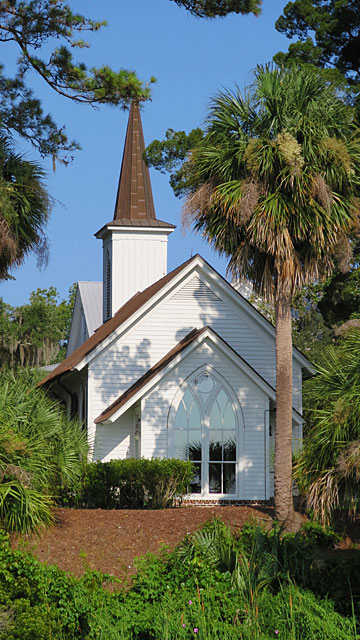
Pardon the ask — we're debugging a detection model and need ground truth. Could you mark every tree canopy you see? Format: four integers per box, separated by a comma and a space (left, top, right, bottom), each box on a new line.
170, 0, 261, 18
0, 0, 261, 164
0, 135, 51, 279
273, 1, 360, 107
296, 329, 360, 524
0, 0, 155, 163
0, 285, 75, 367
146, 1, 360, 187
181, 64, 360, 526
0, 367, 88, 532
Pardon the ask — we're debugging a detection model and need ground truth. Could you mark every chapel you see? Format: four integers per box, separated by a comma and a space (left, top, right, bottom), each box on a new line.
39, 103, 313, 502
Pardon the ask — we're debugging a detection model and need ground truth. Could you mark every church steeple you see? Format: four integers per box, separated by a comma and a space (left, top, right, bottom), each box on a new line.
113, 102, 156, 222
96, 104, 175, 322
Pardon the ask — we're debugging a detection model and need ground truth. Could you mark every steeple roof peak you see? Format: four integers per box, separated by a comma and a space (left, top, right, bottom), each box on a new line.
113, 102, 156, 222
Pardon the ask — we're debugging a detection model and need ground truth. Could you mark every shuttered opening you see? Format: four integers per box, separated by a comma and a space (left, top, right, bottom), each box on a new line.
105, 251, 111, 320
172, 276, 221, 302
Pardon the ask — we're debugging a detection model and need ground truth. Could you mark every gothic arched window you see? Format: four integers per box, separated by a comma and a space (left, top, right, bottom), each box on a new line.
173, 371, 238, 495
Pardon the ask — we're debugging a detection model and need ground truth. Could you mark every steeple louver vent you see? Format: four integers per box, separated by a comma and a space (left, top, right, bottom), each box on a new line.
105, 251, 111, 320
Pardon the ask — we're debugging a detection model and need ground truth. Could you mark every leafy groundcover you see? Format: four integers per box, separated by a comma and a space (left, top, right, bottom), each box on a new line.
0, 520, 358, 640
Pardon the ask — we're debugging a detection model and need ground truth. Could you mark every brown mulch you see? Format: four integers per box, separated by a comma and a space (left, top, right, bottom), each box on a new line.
13, 506, 274, 581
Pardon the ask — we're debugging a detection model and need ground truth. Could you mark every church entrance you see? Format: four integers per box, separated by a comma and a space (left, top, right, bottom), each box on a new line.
172, 370, 240, 497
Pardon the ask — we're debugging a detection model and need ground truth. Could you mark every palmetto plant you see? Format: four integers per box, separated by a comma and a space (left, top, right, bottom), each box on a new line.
0, 368, 88, 532
176, 518, 239, 573
295, 329, 360, 524
184, 64, 360, 526
176, 519, 280, 636
0, 135, 50, 280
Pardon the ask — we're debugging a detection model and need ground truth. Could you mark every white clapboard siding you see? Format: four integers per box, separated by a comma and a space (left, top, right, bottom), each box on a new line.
268, 411, 302, 498
140, 340, 270, 501
92, 408, 134, 462
104, 230, 170, 317
88, 271, 303, 433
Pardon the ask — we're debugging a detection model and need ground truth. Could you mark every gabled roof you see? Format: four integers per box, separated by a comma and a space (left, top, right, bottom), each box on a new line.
95, 325, 304, 425
37, 255, 197, 388
38, 252, 315, 389
78, 282, 103, 336
95, 327, 205, 423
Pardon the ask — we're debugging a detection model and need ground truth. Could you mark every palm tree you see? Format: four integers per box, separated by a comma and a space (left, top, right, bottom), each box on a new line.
295, 329, 360, 524
0, 135, 50, 279
184, 64, 360, 527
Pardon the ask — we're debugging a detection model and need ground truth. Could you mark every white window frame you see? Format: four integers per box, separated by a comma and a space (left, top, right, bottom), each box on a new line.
168, 364, 244, 499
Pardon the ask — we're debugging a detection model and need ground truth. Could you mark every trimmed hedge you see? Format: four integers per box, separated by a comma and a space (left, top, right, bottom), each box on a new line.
77, 458, 194, 509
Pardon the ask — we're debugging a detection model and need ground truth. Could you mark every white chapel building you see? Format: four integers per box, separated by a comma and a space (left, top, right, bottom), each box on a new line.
39, 104, 313, 502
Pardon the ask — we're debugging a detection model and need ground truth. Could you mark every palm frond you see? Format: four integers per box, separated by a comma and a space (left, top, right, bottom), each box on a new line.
185, 65, 359, 303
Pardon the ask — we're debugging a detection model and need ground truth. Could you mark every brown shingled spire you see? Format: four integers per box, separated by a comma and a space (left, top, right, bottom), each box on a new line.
113, 102, 156, 222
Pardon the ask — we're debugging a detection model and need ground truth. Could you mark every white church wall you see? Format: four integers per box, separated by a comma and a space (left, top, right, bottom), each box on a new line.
102, 228, 171, 318
88, 268, 302, 433
140, 339, 270, 501
92, 408, 135, 462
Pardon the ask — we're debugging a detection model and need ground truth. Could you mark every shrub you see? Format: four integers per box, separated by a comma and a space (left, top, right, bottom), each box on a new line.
0, 520, 358, 639
296, 329, 360, 524
0, 368, 88, 533
259, 584, 354, 640
77, 458, 194, 509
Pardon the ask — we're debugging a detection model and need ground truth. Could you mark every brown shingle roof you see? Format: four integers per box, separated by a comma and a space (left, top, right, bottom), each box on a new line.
37, 255, 198, 389
95, 327, 206, 423
113, 103, 156, 222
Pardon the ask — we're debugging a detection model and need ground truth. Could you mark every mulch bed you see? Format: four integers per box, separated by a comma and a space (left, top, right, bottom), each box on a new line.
13, 505, 274, 581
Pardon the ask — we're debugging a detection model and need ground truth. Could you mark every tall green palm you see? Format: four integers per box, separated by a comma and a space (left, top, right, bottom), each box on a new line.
0, 135, 50, 279
184, 64, 360, 526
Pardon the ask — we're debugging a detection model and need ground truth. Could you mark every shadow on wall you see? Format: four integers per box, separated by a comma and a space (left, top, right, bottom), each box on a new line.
90, 274, 271, 498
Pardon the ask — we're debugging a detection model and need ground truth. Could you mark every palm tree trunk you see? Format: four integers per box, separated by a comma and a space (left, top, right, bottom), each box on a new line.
274, 295, 295, 526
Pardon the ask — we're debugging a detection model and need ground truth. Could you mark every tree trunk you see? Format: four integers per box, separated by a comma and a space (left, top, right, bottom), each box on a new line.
274, 295, 295, 526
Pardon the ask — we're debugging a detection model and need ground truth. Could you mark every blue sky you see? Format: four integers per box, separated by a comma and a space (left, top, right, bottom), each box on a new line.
1, 0, 292, 307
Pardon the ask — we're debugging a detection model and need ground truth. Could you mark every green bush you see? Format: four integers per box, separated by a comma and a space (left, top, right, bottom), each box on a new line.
0, 521, 358, 640
77, 458, 194, 509
0, 368, 88, 533
259, 584, 354, 640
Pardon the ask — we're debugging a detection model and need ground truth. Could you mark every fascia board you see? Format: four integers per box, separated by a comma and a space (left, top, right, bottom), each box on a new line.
101, 327, 303, 425
76, 255, 205, 371
96, 225, 174, 240
198, 262, 314, 375
205, 333, 304, 424
108, 226, 174, 235
101, 329, 206, 423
